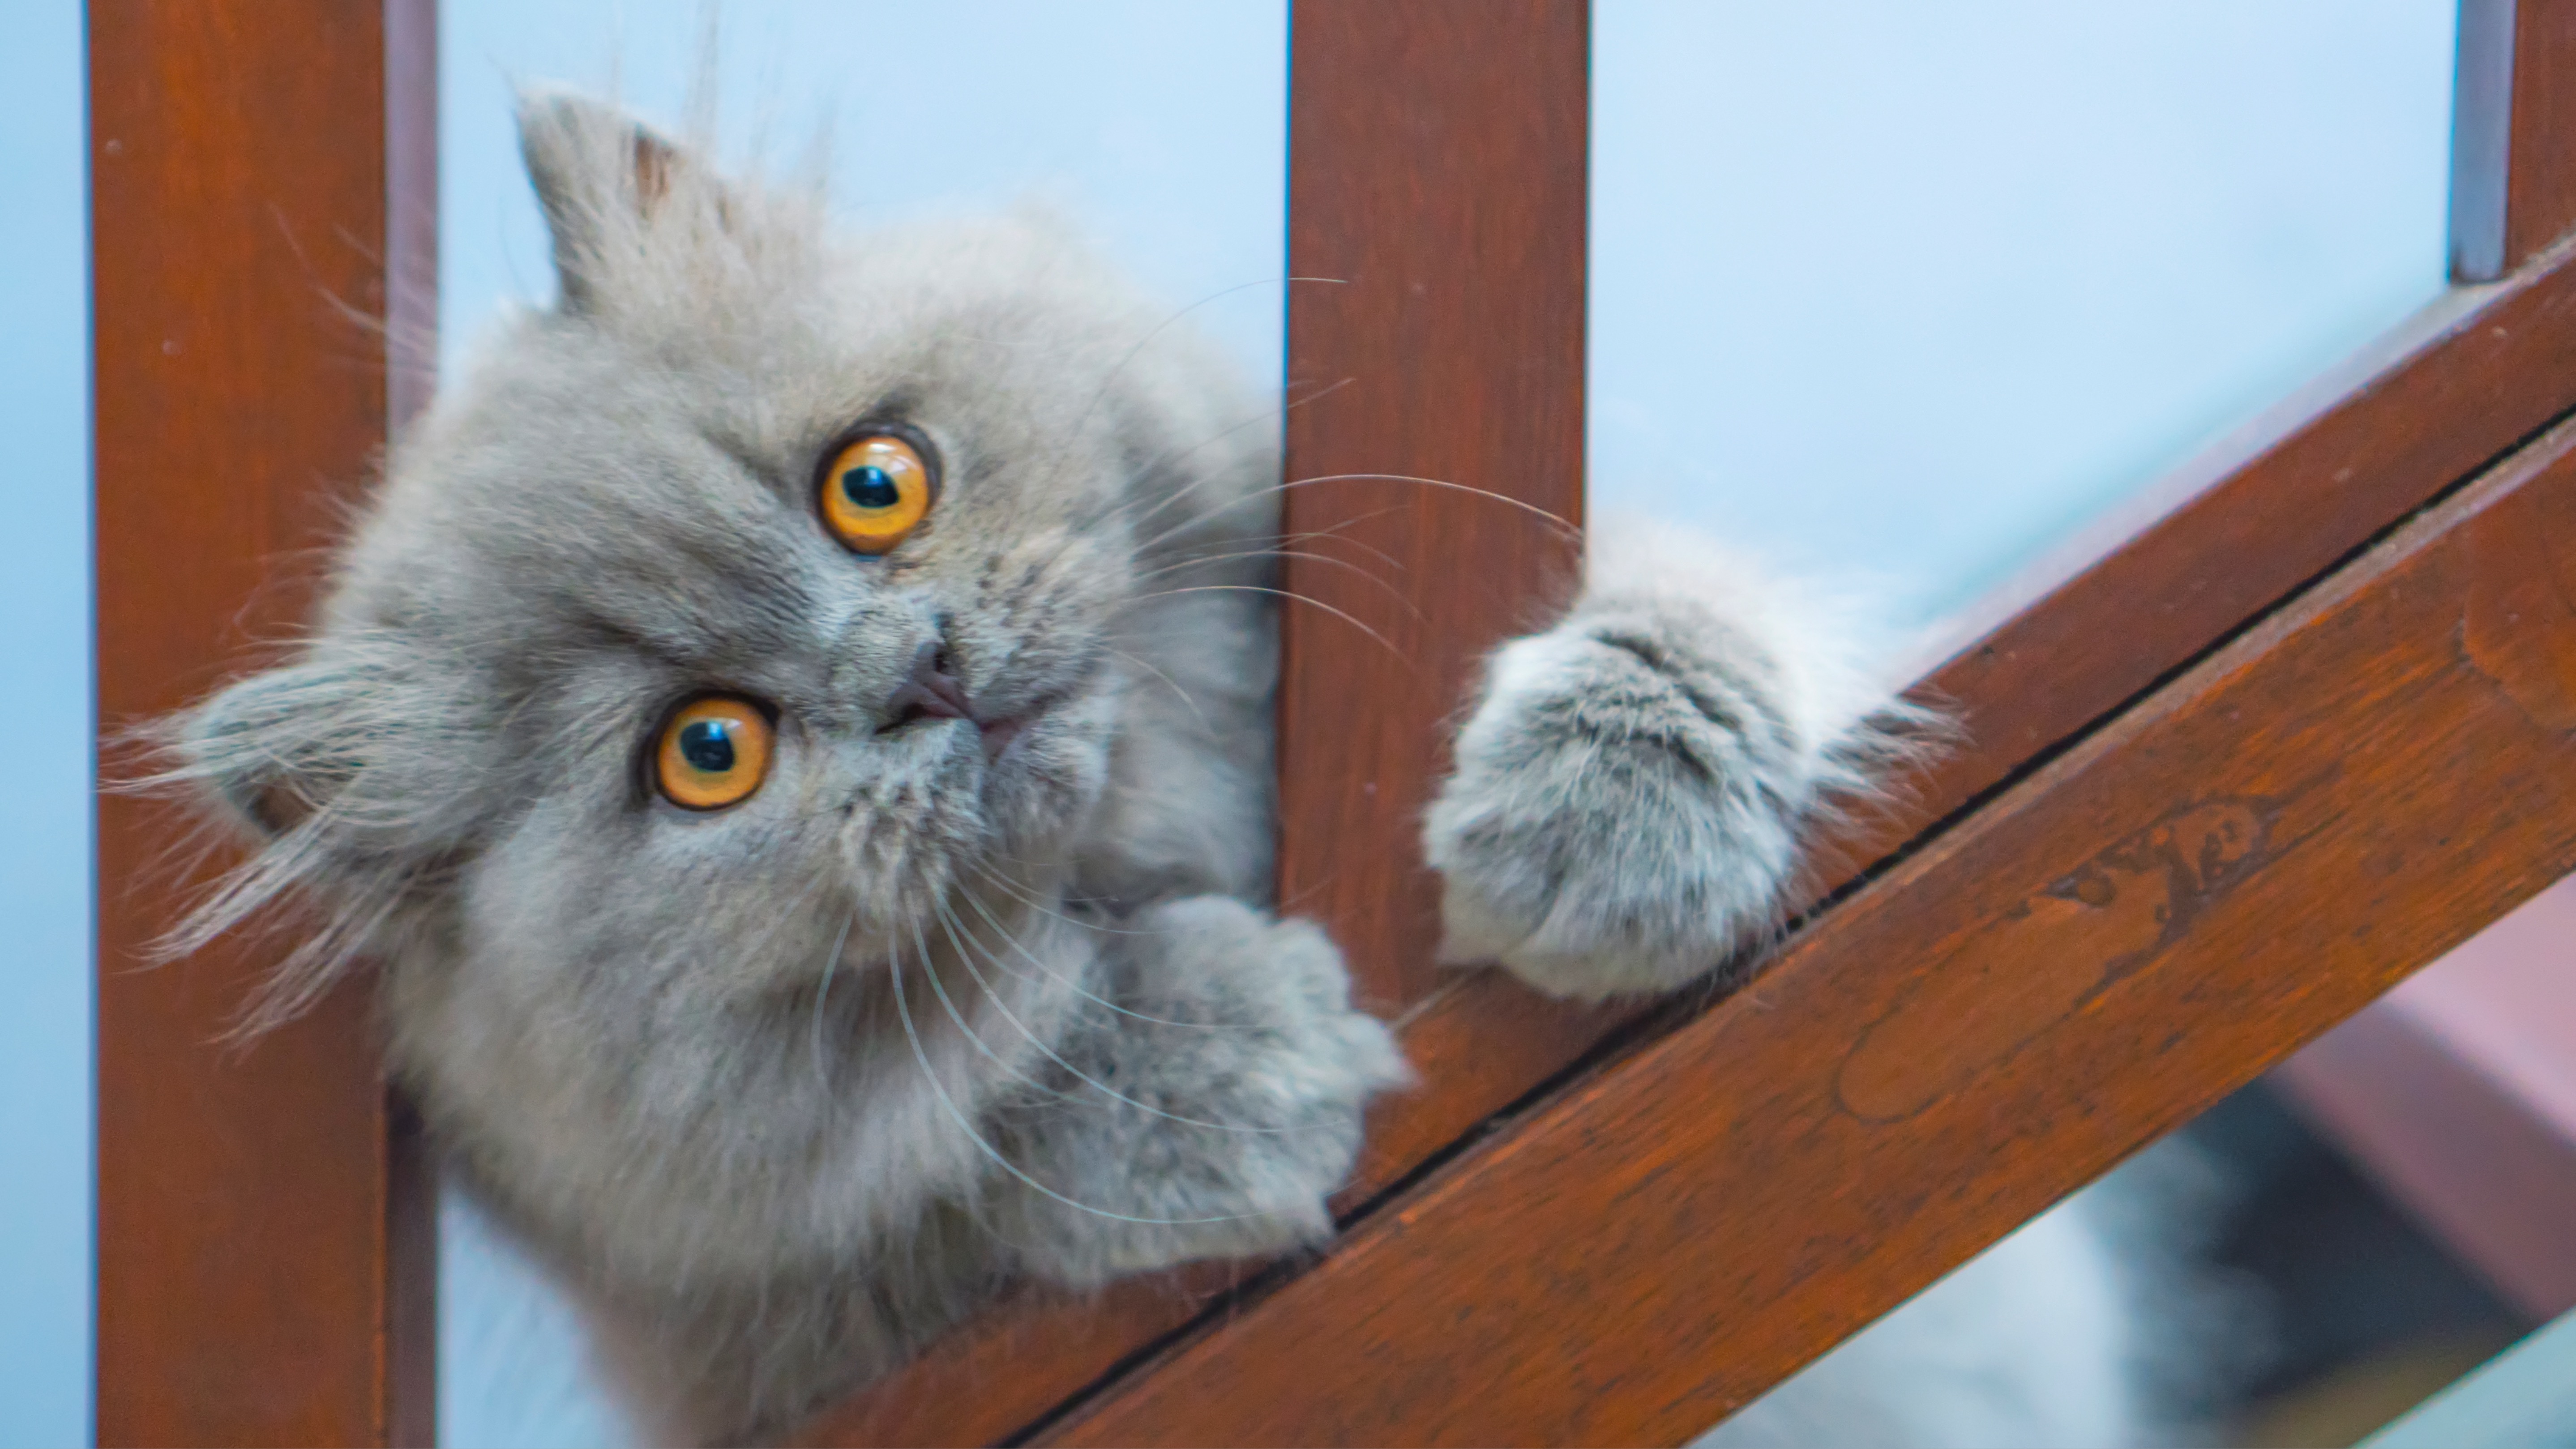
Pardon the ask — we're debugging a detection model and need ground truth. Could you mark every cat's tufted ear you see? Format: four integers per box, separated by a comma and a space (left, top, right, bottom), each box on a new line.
517, 89, 713, 314
165, 660, 371, 838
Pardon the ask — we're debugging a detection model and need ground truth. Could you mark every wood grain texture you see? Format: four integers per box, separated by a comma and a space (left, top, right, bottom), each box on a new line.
2453, 0, 2576, 281
91, 3, 436, 1443
1271, 0, 1588, 1016
1334, 147, 2576, 1216
1048, 406, 2576, 1449
1288, 132, 2576, 1242
1277, 0, 1604, 1196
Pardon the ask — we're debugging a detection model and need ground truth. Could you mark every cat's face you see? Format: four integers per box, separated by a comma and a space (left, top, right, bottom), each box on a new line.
170, 95, 1237, 1022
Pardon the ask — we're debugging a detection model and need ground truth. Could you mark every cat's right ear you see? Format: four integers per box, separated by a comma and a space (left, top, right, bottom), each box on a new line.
516, 89, 695, 315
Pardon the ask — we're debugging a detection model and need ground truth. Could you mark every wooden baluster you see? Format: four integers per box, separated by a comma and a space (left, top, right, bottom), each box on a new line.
92, 3, 436, 1442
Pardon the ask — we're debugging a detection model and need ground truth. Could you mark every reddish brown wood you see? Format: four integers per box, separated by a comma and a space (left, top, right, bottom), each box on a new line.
92, 3, 436, 1444
809, 8, 2576, 1440
1337, 154, 2576, 1212
1271, 0, 1589, 1016
2452, 0, 2576, 280
1049, 406, 2576, 1449
792, 1265, 1273, 1449
2275, 872, 2576, 1320
1338, 143, 2576, 1213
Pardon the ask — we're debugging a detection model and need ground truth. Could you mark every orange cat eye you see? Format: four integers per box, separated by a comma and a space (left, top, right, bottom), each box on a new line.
655, 696, 774, 811
818, 430, 937, 555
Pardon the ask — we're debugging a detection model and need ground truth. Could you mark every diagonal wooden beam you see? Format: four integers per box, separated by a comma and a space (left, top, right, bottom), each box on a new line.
91, 3, 436, 1443
1273, 0, 2576, 1215
1047, 393, 2576, 1449
815, 2, 2576, 1439
1365, 230, 2576, 1203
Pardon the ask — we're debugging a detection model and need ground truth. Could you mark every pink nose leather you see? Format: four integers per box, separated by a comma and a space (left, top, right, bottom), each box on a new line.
880, 641, 972, 730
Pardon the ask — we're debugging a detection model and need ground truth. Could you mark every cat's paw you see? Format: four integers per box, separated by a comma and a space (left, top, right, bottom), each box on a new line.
1425, 589, 1856, 1000
1002, 896, 1407, 1286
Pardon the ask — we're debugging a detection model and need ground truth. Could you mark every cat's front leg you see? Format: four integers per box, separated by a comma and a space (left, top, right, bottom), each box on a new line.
1425, 517, 1915, 999
988, 896, 1408, 1288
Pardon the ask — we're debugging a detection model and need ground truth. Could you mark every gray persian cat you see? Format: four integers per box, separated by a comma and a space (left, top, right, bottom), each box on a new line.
160, 95, 2172, 1445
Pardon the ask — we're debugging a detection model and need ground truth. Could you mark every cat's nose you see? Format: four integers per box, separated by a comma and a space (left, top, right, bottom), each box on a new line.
879, 640, 973, 733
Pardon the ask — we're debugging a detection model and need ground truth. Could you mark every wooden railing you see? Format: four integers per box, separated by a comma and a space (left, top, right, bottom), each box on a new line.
90, 1, 2576, 1444
92, 3, 435, 1444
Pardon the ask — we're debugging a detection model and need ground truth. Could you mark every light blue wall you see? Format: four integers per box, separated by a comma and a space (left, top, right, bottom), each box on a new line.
438, 0, 1292, 381
1590, 0, 2458, 620
0, 1, 91, 1447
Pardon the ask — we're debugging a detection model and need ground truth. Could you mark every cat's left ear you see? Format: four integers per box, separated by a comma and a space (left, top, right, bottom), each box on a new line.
164, 658, 374, 838
516, 89, 722, 314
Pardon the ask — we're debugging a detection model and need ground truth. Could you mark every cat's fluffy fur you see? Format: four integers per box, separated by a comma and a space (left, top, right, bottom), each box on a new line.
158, 93, 2161, 1444
1429, 516, 1909, 995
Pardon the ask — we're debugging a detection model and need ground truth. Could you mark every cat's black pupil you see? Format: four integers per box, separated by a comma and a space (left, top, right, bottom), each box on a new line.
840, 465, 900, 510
678, 720, 736, 774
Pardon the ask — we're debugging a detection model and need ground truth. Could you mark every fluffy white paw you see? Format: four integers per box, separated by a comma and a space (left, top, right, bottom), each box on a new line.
1425, 604, 1836, 1000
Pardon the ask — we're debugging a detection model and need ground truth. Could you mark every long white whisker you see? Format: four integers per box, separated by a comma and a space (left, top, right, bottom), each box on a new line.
1128, 485, 1397, 566
1113, 374, 1356, 538
1130, 584, 1406, 662
911, 916, 1096, 1122
1114, 376, 1358, 539
887, 919, 1279, 1227
1276, 471, 1579, 534
809, 909, 855, 1091
1133, 510, 1414, 585
1133, 470, 1577, 564
953, 888, 1247, 1031
1082, 278, 1346, 436
1054, 277, 1348, 504
1132, 539, 1398, 592
959, 858, 1167, 937
935, 903, 1294, 1140
1105, 647, 1212, 733
1129, 544, 1423, 627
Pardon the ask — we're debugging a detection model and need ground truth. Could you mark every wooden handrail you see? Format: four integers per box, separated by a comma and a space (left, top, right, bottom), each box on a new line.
1044, 382, 2576, 1449
822, 0, 2576, 1439
91, 3, 436, 1443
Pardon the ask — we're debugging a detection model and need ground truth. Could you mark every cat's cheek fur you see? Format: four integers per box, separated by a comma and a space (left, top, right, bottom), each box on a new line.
1424, 515, 1908, 999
